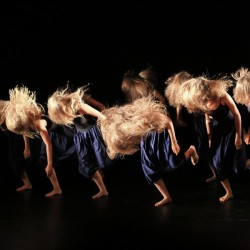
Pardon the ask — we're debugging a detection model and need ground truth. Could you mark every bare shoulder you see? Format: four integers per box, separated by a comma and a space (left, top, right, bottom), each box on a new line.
34, 119, 47, 131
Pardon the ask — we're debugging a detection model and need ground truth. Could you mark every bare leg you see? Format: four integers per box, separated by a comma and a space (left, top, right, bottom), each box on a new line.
219, 179, 233, 202
184, 145, 199, 165
153, 178, 172, 207
206, 163, 217, 183
91, 170, 108, 200
16, 171, 32, 192
45, 169, 62, 197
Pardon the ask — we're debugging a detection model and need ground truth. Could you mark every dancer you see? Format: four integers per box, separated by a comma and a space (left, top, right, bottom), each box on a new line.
232, 67, 250, 157
47, 85, 113, 199
41, 82, 105, 174
120, 72, 199, 206
0, 100, 34, 192
165, 71, 216, 182
180, 75, 248, 202
99, 94, 199, 207
4, 86, 62, 197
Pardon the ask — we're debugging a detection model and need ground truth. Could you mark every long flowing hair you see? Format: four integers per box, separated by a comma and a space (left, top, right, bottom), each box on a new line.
98, 96, 168, 159
232, 67, 250, 105
121, 71, 154, 103
180, 75, 232, 113
0, 100, 9, 126
5, 85, 43, 137
165, 71, 192, 107
47, 85, 88, 125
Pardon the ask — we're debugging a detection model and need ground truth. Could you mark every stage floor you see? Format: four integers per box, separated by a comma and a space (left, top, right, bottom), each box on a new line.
1, 155, 250, 250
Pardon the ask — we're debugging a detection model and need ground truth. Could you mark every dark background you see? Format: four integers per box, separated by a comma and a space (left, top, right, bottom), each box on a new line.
1, 4, 250, 249
1, 1, 250, 106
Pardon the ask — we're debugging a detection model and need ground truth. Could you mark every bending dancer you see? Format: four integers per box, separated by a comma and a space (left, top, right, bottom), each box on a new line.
120, 72, 199, 206
165, 71, 216, 182
4, 86, 62, 197
99, 96, 199, 207
180, 75, 247, 202
0, 100, 34, 192
232, 67, 250, 159
47, 86, 114, 199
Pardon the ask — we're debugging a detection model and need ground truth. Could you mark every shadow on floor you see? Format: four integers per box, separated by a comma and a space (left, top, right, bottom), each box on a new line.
1, 155, 250, 250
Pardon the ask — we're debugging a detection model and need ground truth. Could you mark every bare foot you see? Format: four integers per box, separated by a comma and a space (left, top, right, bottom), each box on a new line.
45, 189, 62, 197
190, 146, 199, 165
92, 190, 109, 200
206, 175, 217, 183
16, 184, 32, 192
154, 197, 172, 207
219, 193, 233, 203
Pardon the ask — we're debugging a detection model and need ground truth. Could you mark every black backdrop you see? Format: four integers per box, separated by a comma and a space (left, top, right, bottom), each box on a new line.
1, 1, 250, 106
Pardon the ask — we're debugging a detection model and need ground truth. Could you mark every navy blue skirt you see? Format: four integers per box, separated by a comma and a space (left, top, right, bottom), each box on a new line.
74, 125, 113, 179
140, 129, 186, 185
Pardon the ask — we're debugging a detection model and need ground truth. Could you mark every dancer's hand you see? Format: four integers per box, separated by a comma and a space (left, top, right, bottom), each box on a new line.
45, 165, 53, 177
172, 141, 180, 155
235, 137, 242, 150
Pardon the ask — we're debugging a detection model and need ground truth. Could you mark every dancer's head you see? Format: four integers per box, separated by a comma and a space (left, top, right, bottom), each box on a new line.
180, 75, 232, 113
232, 67, 250, 106
5, 85, 43, 137
121, 70, 154, 102
48, 86, 88, 125
165, 71, 192, 107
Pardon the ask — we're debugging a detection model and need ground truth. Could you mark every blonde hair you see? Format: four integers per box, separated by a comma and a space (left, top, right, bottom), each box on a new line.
139, 66, 158, 86
165, 71, 192, 107
232, 67, 250, 105
180, 75, 232, 113
0, 100, 9, 125
5, 86, 43, 137
121, 71, 154, 102
48, 86, 88, 125
98, 96, 168, 159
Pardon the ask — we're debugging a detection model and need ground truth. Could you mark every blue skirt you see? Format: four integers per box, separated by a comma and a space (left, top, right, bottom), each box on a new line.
74, 125, 113, 179
40, 129, 76, 166
209, 121, 247, 180
140, 129, 186, 185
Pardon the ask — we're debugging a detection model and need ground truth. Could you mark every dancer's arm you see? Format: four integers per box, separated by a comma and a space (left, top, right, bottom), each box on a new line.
23, 135, 31, 159
79, 103, 106, 120
166, 116, 180, 155
205, 113, 212, 148
221, 93, 242, 149
36, 119, 54, 177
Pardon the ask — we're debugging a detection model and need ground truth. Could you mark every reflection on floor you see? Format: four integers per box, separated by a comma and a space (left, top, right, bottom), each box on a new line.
1, 154, 250, 250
